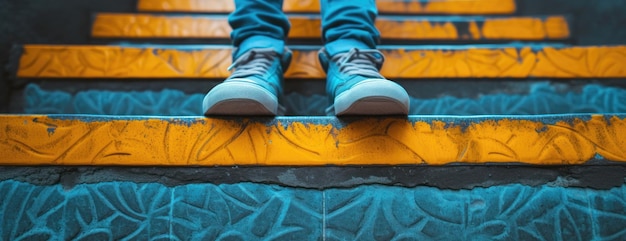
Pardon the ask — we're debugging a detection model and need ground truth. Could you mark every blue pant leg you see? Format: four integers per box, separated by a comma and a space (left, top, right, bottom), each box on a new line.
229, 0, 290, 59
320, 0, 380, 56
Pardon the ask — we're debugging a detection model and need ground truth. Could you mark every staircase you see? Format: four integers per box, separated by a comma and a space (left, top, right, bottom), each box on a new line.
2, 0, 626, 240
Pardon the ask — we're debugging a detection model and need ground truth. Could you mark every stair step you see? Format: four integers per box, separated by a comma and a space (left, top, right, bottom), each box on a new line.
92, 13, 570, 41
3, 180, 626, 240
1, 114, 625, 166
20, 83, 626, 116
137, 0, 517, 15
15, 44, 626, 79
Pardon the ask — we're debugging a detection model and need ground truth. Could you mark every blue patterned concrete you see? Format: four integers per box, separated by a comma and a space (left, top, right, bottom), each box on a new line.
2, 180, 626, 240
0, 181, 322, 240
23, 83, 626, 116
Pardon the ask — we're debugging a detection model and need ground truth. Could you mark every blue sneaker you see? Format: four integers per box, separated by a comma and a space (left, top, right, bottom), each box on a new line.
319, 48, 410, 116
203, 48, 291, 116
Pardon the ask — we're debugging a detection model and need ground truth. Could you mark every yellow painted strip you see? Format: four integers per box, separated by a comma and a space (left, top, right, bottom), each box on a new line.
92, 13, 570, 41
17, 45, 626, 79
137, 0, 516, 14
479, 16, 570, 40
1, 115, 625, 166
92, 14, 231, 38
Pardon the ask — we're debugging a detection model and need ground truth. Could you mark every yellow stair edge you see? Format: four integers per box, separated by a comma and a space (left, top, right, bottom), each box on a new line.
1, 114, 625, 166
16, 44, 626, 79
137, 0, 517, 15
92, 13, 569, 41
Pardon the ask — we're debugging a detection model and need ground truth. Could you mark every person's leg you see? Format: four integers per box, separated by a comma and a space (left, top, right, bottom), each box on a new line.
203, 0, 292, 116
320, 0, 379, 56
319, 0, 410, 116
229, 0, 290, 59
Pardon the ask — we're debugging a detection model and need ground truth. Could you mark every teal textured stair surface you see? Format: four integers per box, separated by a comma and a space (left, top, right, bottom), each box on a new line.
1, 180, 626, 240
22, 83, 626, 115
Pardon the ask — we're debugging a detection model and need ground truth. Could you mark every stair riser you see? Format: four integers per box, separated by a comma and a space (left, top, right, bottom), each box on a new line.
16, 45, 626, 79
18, 83, 626, 116
92, 14, 570, 41
2, 114, 625, 166
137, 0, 517, 14
2, 180, 625, 240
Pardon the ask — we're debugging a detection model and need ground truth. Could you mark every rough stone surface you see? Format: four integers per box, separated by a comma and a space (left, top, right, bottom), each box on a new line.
1, 165, 625, 190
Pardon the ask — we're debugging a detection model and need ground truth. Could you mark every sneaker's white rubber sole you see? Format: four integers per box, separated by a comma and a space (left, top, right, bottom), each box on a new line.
332, 79, 410, 116
203, 80, 282, 116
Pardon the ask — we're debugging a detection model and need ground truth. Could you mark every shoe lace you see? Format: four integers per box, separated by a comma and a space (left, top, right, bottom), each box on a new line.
331, 48, 385, 78
227, 48, 277, 78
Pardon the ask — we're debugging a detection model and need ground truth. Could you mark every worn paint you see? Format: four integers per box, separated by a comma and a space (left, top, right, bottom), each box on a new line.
92, 14, 569, 41
137, 0, 516, 14
16, 45, 626, 79
1, 115, 625, 166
